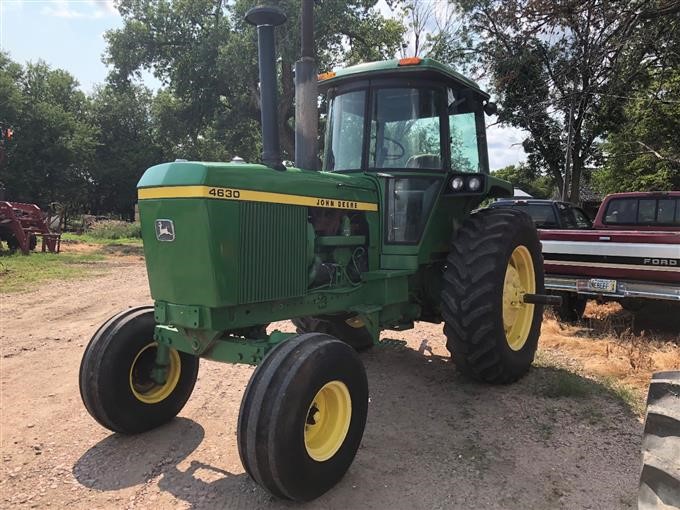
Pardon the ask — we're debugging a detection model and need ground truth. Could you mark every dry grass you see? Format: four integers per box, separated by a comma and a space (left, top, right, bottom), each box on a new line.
538, 302, 680, 413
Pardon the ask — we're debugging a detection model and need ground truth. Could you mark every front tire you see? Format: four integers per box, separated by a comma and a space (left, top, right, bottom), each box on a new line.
79, 306, 199, 434
237, 333, 369, 501
441, 208, 544, 384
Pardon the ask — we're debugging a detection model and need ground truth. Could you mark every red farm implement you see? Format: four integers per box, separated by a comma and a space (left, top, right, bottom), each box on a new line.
0, 201, 61, 254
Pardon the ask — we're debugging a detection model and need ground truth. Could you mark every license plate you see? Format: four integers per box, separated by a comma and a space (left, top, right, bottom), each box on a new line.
587, 278, 617, 293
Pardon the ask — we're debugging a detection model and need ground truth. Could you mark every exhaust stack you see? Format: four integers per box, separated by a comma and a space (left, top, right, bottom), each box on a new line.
245, 6, 287, 171
294, 0, 318, 170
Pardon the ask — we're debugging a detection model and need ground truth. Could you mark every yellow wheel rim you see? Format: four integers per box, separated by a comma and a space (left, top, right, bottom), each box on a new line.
502, 246, 536, 351
129, 343, 181, 404
304, 381, 352, 462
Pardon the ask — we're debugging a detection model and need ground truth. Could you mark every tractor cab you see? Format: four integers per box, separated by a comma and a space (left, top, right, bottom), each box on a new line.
319, 57, 492, 176
318, 57, 507, 255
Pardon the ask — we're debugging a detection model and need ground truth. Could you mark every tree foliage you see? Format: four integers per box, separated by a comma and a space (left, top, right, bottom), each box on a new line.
595, 72, 680, 193
595, 9, 680, 193
88, 83, 162, 218
105, 0, 404, 161
0, 53, 163, 218
492, 164, 553, 198
452, 0, 680, 202
0, 55, 98, 211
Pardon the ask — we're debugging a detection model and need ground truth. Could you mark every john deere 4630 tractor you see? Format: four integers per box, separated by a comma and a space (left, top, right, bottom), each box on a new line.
79, 5, 557, 502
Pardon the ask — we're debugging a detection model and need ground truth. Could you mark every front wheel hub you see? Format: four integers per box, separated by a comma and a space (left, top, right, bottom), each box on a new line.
304, 381, 352, 462
129, 342, 181, 404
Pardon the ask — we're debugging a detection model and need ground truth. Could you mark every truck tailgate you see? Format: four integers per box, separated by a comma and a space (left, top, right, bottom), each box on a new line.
540, 229, 680, 284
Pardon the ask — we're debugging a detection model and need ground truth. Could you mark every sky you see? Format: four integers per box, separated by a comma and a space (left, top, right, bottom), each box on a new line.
0, 0, 526, 170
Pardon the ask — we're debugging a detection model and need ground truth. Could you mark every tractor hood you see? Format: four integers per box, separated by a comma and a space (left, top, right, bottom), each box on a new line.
137, 161, 378, 209
136, 161, 379, 310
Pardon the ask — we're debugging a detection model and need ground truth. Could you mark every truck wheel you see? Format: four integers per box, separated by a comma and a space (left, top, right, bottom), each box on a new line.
79, 306, 199, 434
621, 298, 647, 312
639, 371, 680, 510
292, 315, 374, 351
441, 208, 544, 384
553, 292, 587, 323
237, 333, 368, 501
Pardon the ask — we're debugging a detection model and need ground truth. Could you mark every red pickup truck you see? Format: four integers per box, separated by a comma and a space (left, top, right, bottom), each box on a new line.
491, 192, 680, 321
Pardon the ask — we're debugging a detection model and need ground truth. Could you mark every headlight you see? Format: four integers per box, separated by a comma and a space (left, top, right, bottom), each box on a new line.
468, 177, 482, 191
451, 177, 465, 191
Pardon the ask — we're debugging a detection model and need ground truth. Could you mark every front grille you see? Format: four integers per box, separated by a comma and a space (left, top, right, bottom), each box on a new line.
238, 202, 308, 304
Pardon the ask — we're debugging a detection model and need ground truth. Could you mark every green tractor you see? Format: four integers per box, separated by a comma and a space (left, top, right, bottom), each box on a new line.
79, 4, 556, 502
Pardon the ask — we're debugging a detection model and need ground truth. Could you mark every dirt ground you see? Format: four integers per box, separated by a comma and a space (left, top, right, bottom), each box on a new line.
1, 251, 677, 509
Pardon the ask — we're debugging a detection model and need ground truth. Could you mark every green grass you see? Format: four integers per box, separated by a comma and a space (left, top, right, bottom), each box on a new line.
599, 376, 643, 414
0, 251, 106, 293
88, 220, 141, 239
61, 232, 143, 245
537, 370, 594, 399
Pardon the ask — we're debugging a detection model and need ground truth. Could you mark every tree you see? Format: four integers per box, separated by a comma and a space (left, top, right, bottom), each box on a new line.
398, 0, 462, 59
595, 71, 680, 193
89, 83, 163, 218
595, 9, 680, 193
452, 0, 680, 202
0, 53, 23, 171
0, 56, 97, 211
492, 164, 553, 198
104, 0, 404, 163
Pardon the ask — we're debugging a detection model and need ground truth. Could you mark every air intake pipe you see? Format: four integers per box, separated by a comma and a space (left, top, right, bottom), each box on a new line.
245, 6, 287, 171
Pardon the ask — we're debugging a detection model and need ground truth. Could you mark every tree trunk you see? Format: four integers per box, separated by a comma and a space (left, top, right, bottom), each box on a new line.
568, 156, 583, 204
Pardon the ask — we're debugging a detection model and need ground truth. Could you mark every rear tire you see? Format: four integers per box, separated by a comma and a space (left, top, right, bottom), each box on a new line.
639, 371, 680, 510
621, 298, 647, 313
237, 333, 369, 501
553, 292, 587, 323
441, 208, 544, 384
292, 315, 374, 351
79, 306, 199, 434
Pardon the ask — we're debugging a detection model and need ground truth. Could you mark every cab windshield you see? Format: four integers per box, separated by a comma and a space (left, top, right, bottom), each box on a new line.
323, 85, 486, 173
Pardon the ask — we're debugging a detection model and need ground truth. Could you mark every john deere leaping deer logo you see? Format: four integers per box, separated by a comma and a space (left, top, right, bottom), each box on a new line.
155, 219, 175, 242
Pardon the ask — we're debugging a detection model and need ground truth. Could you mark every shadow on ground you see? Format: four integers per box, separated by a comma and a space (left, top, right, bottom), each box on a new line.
73, 339, 642, 509
100, 244, 145, 256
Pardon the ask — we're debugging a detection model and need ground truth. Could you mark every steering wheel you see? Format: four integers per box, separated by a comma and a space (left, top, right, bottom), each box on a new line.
372, 135, 405, 161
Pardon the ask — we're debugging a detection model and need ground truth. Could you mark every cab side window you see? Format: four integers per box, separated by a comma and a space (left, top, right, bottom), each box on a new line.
448, 89, 481, 173
657, 199, 677, 224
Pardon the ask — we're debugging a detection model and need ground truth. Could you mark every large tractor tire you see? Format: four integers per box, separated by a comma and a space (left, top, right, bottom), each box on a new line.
553, 291, 587, 323
237, 333, 368, 501
441, 208, 544, 384
639, 371, 680, 510
79, 306, 199, 434
5, 234, 20, 252
292, 315, 374, 351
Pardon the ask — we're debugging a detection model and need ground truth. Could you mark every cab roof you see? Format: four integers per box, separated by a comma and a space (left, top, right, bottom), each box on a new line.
318, 58, 489, 100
